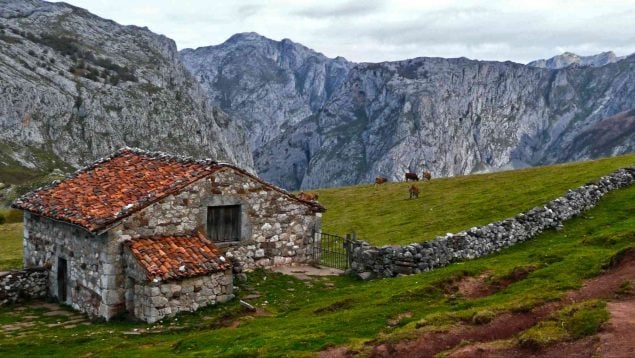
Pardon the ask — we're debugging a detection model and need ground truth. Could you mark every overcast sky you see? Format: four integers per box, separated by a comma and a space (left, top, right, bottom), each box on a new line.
56, 0, 635, 64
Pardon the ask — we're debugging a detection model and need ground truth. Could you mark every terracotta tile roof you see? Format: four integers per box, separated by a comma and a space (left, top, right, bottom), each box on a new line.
12, 147, 325, 233
12, 148, 218, 232
124, 232, 230, 281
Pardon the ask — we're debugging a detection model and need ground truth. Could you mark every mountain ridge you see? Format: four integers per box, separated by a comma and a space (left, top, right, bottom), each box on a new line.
528, 51, 626, 69
179, 32, 353, 152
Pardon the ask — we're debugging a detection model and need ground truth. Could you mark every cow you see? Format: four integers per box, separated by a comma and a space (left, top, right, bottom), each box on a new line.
297, 192, 319, 201
409, 184, 420, 199
405, 172, 419, 181
374, 176, 388, 187
422, 171, 432, 181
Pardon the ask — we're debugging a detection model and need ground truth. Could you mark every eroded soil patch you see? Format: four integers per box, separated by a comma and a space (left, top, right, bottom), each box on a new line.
323, 248, 635, 358
443, 266, 537, 300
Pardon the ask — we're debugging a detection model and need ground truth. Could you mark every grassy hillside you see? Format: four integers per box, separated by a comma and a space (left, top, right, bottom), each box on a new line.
0, 223, 21, 271
0, 174, 634, 356
316, 154, 635, 246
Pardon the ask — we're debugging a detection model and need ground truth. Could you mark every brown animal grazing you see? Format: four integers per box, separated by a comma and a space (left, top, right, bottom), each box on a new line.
422, 171, 432, 181
409, 184, 420, 199
297, 192, 319, 201
405, 172, 419, 181
374, 176, 388, 187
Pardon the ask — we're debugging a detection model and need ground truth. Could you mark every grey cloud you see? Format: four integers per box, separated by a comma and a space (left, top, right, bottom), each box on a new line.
55, 0, 635, 64
237, 3, 263, 18
314, 6, 635, 62
293, 0, 384, 19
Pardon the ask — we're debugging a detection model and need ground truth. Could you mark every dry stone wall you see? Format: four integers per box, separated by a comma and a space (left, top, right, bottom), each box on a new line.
0, 268, 48, 305
350, 167, 635, 279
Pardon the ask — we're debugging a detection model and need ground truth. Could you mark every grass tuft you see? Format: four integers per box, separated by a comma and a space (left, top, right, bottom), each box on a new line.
518, 300, 609, 349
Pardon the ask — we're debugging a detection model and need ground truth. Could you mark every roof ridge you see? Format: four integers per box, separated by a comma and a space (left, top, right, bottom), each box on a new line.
117, 146, 219, 166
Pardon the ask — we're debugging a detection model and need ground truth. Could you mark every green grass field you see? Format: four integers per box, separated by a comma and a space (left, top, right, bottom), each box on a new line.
0, 223, 22, 271
317, 154, 635, 246
0, 155, 633, 356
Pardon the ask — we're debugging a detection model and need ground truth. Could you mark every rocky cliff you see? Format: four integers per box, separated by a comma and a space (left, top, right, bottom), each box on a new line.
528, 51, 625, 69
182, 34, 635, 190
0, 0, 253, 187
180, 33, 352, 152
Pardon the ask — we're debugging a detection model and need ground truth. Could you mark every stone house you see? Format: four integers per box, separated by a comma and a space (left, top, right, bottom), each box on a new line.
12, 148, 324, 323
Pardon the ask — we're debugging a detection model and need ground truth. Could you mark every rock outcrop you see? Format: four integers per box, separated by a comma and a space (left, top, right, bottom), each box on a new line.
528, 51, 626, 69
180, 33, 352, 152
0, 0, 254, 183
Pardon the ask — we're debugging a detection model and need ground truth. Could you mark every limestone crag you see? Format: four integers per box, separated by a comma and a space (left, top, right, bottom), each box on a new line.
179, 33, 352, 153
0, 0, 253, 179
528, 51, 625, 69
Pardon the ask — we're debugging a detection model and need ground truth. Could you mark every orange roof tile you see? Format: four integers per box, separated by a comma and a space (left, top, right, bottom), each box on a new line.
125, 232, 230, 280
12, 147, 325, 233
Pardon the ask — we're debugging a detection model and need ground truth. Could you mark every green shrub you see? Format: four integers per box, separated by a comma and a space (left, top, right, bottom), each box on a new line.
518, 322, 568, 349
472, 310, 496, 325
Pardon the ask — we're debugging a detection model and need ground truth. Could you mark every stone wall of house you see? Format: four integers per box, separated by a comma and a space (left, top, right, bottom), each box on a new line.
130, 270, 234, 324
23, 213, 122, 319
350, 167, 635, 279
112, 167, 321, 271
0, 268, 48, 305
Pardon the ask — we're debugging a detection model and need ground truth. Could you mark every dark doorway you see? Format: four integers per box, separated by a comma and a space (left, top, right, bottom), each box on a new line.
125, 276, 135, 314
207, 205, 241, 242
57, 257, 68, 302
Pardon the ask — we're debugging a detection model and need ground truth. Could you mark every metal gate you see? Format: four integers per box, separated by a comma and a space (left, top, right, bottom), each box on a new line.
312, 232, 352, 270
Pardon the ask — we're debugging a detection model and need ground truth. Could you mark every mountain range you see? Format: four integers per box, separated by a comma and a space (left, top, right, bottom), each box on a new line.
181, 34, 635, 190
1, 0, 634, 193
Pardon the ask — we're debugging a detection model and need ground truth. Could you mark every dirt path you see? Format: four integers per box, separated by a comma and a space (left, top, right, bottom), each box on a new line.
321, 249, 635, 358
595, 300, 635, 357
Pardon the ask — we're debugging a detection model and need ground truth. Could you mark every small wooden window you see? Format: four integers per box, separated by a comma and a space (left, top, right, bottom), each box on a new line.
207, 205, 241, 242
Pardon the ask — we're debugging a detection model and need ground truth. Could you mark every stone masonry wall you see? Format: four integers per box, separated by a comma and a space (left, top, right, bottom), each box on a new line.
112, 167, 321, 271
131, 272, 233, 324
350, 167, 635, 279
0, 268, 48, 305
122, 247, 234, 323
23, 213, 119, 318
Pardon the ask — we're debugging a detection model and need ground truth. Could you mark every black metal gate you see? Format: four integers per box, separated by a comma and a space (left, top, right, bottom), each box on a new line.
312, 232, 352, 270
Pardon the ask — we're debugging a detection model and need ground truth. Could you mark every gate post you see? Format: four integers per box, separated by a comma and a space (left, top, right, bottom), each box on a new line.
313, 229, 321, 265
